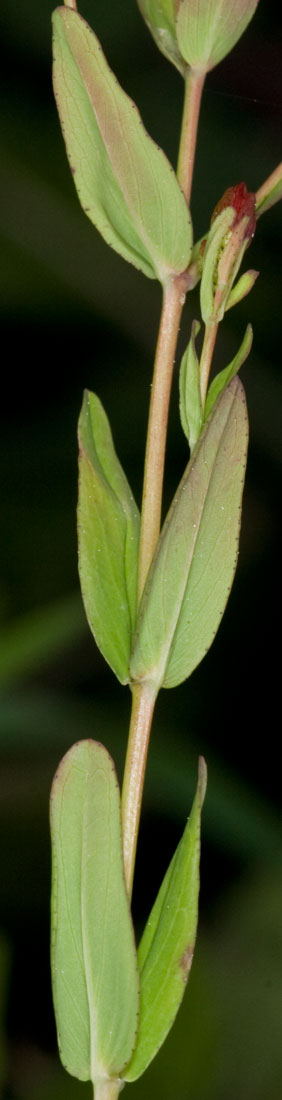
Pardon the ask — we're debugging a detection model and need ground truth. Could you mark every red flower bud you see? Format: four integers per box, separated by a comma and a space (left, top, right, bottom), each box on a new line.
201, 183, 257, 324
211, 182, 256, 244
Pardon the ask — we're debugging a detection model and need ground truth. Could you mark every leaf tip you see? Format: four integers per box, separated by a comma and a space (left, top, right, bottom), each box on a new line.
197, 755, 207, 808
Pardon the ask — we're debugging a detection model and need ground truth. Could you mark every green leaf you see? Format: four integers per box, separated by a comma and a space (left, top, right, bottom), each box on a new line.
225, 269, 259, 311
204, 324, 253, 421
50, 739, 139, 1087
78, 391, 140, 685
200, 207, 234, 324
137, 0, 186, 75
124, 758, 207, 1081
176, 0, 260, 73
52, 7, 192, 282
130, 377, 248, 690
179, 320, 203, 452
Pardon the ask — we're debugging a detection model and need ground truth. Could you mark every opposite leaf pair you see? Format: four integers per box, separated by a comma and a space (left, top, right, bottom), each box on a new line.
79, 376, 248, 692
50, 740, 206, 1094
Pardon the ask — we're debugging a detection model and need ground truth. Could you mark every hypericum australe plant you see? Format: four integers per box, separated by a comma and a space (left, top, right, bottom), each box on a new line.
49, 3, 282, 1098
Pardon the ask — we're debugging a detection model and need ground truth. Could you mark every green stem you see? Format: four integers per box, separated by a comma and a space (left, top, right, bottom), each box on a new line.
199, 321, 218, 407
137, 275, 187, 604
256, 160, 282, 216
94, 1079, 122, 1100
137, 66, 206, 606
121, 681, 157, 900
121, 64, 205, 899
177, 68, 206, 205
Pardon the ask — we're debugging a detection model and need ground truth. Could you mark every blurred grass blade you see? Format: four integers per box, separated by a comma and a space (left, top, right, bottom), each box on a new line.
125, 758, 207, 1081
0, 593, 85, 689
78, 390, 140, 684
50, 739, 139, 1086
130, 377, 248, 689
52, 7, 192, 282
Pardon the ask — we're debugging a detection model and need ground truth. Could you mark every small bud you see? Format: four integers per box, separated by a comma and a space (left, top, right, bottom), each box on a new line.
200, 182, 257, 324
211, 182, 256, 243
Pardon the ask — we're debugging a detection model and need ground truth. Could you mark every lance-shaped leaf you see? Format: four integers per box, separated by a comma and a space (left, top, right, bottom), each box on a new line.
124, 758, 207, 1081
204, 324, 253, 420
225, 269, 259, 311
179, 320, 203, 452
130, 377, 248, 690
52, 7, 192, 283
50, 740, 139, 1087
176, 0, 260, 73
78, 391, 140, 685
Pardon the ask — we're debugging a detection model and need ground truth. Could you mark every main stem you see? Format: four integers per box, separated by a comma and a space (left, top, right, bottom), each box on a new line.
137, 276, 187, 603
94, 1080, 122, 1100
121, 67, 205, 901
121, 682, 157, 900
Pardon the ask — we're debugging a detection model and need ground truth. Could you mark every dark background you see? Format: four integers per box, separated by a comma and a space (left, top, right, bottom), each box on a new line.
0, 1, 282, 1097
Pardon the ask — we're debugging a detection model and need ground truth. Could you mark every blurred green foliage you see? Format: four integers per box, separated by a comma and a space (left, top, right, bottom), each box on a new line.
0, 0, 281, 1097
